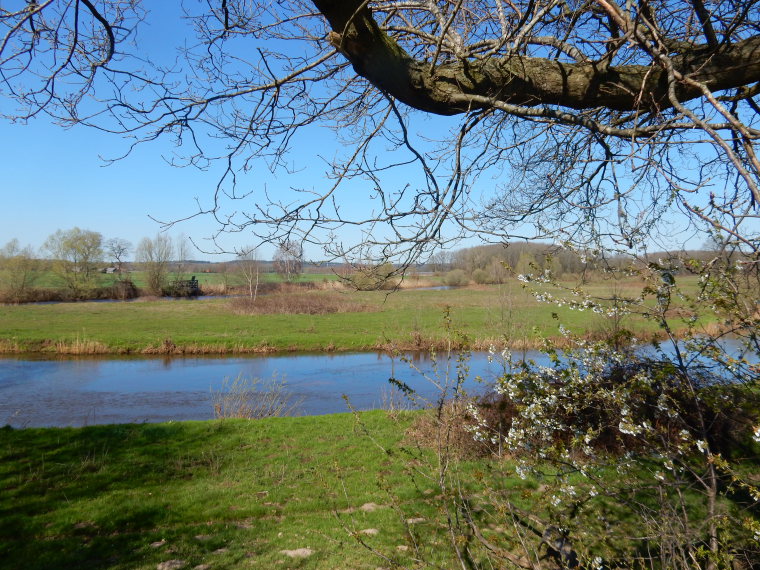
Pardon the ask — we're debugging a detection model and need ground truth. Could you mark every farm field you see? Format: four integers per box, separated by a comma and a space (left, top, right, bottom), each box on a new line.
0, 278, 704, 354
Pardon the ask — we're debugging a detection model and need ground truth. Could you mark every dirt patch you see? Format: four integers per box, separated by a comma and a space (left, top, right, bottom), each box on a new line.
280, 548, 314, 558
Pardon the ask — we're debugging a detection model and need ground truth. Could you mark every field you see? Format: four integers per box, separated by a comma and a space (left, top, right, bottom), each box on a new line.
0, 411, 446, 569
0, 277, 699, 354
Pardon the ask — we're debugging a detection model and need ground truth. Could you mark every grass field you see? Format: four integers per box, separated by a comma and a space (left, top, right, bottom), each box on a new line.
0, 410, 550, 570
0, 411, 454, 569
0, 278, 697, 354
3, 407, 755, 570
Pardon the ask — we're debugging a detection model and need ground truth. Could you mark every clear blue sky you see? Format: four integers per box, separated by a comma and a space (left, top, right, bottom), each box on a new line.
0, 116, 255, 260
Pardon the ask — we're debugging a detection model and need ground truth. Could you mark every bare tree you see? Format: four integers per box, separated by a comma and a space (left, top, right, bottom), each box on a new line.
273, 240, 303, 282
2, 1, 759, 259
237, 246, 261, 301
42, 228, 103, 296
0, 239, 39, 302
173, 234, 191, 280
135, 234, 173, 296
103, 237, 132, 277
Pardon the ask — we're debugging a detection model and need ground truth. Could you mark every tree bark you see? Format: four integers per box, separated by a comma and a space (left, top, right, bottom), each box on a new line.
313, 0, 760, 114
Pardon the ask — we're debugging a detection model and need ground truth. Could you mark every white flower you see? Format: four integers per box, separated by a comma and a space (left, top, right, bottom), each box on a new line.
696, 440, 709, 453
619, 420, 643, 436
753, 426, 760, 444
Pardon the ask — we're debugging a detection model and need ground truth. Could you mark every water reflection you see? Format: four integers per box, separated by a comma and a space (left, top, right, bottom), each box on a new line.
2, 340, 750, 429
0, 352, 514, 428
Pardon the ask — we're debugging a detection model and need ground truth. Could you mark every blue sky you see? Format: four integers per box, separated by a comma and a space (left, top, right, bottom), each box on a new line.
0, 3, 476, 262
0, 116, 233, 258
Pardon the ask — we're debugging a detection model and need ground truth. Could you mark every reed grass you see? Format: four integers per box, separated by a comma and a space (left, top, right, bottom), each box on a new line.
212, 374, 303, 419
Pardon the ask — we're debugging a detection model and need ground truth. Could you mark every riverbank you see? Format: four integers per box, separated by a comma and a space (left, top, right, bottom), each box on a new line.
0, 282, 682, 355
0, 411, 446, 569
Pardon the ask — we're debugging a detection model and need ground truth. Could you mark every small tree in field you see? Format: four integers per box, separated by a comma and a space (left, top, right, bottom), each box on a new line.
273, 240, 303, 282
0, 239, 38, 302
173, 235, 191, 280
103, 237, 132, 277
42, 228, 103, 297
135, 235, 173, 296
237, 247, 261, 301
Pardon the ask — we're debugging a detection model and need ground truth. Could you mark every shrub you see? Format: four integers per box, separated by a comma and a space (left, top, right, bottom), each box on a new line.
111, 280, 138, 300
345, 262, 400, 291
443, 269, 469, 287
472, 268, 490, 284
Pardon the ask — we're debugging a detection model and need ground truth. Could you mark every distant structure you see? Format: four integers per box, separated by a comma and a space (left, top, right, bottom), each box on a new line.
168, 276, 201, 297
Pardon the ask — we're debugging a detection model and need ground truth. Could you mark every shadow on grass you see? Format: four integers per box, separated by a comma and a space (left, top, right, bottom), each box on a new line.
0, 422, 260, 569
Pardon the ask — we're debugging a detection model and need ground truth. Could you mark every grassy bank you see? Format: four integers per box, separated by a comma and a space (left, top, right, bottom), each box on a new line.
0, 412, 439, 569
0, 280, 701, 354
2, 411, 539, 570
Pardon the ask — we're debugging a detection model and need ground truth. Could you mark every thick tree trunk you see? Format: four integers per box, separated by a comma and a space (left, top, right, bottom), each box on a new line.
313, 0, 760, 114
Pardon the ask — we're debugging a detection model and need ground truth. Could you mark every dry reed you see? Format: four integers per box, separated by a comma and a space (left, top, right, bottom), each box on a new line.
229, 290, 371, 315
212, 374, 302, 419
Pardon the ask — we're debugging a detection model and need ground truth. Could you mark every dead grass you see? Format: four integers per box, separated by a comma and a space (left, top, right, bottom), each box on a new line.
212, 374, 303, 419
0, 339, 22, 352
139, 339, 278, 355
53, 336, 110, 355
229, 290, 372, 315
404, 399, 492, 459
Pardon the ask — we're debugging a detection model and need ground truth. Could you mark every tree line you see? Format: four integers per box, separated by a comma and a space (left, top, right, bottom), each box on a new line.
0, 230, 309, 303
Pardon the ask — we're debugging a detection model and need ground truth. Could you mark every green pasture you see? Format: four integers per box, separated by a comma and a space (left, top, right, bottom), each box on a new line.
0, 411, 450, 569
0, 278, 705, 354
2, 407, 755, 570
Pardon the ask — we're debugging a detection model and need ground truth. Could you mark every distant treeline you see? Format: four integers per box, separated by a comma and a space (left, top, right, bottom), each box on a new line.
425, 242, 747, 285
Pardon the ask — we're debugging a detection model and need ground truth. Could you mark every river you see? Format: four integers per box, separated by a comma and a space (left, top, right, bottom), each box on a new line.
3, 339, 752, 428
0, 351, 520, 428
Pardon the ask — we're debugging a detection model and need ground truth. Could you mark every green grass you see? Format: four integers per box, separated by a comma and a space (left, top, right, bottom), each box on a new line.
0, 411, 481, 570
0, 279, 702, 354
3, 409, 753, 570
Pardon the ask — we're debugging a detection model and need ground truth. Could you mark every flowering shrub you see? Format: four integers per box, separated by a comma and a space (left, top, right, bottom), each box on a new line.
385, 252, 760, 570
465, 253, 760, 569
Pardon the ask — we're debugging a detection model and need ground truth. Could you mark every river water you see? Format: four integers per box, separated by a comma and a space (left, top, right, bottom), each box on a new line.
3, 339, 752, 428
0, 351, 519, 428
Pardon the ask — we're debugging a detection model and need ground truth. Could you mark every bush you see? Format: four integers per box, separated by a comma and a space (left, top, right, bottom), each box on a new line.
443, 269, 469, 286
345, 262, 400, 291
111, 280, 138, 300
472, 268, 490, 284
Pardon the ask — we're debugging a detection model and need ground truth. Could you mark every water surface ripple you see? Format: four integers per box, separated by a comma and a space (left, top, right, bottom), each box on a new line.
0, 352, 518, 428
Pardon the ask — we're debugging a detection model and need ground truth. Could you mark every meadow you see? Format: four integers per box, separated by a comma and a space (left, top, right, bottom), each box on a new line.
0, 411, 446, 569
0, 277, 696, 354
